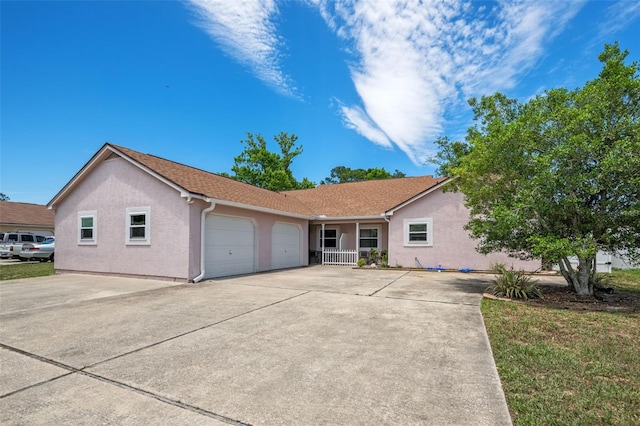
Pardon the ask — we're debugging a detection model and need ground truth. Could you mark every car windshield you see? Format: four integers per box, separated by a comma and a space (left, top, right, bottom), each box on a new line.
42, 238, 55, 244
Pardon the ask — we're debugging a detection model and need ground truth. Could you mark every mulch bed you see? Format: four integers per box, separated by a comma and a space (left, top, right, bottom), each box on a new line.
522, 285, 640, 313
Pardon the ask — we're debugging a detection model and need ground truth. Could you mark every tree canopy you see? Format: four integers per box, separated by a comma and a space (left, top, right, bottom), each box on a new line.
320, 166, 405, 184
433, 43, 640, 295
222, 132, 315, 191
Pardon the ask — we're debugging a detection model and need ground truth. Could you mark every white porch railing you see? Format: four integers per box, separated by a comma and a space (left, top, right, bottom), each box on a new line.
322, 249, 358, 266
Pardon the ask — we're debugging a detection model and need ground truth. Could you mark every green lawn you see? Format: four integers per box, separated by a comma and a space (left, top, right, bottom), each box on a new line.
482, 269, 640, 425
0, 262, 55, 280
606, 269, 640, 294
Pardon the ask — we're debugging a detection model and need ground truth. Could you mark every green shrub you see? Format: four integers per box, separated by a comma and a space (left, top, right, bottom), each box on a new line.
369, 248, 379, 260
357, 258, 367, 267
593, 273, 611, 290
490, 262, 506, 274
486, 264, 541, 300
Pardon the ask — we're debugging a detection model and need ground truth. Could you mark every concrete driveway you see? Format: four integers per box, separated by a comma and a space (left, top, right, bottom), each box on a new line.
0, 267, 511, 425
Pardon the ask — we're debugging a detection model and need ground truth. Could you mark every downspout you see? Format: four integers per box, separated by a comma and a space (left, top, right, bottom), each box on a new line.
193, 198, 216, 283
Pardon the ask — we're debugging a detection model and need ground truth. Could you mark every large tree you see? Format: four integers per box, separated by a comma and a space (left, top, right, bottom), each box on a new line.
321, 166, 405, 184
223, 132, 315, 191
434, 43, 639, 295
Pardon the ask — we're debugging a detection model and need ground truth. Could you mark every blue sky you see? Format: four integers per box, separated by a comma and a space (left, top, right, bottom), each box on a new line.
1, 0, 639, 205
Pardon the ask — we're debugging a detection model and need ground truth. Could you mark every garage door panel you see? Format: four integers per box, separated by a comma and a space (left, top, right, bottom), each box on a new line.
272, 223, 301, 270
205, 215, 255, 278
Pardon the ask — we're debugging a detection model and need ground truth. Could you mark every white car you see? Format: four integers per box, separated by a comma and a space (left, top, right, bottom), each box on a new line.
0, 231, 51, 259
19, 237, 55, 262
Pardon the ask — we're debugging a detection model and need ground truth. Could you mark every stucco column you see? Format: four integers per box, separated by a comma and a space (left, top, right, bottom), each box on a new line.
321, 223, 325, 265
356, 222, 360, 256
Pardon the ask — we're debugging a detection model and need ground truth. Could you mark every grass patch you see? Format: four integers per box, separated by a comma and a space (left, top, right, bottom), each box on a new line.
0, 262, 55, 280
482, 295, 640, 425
605, 269, 640, 295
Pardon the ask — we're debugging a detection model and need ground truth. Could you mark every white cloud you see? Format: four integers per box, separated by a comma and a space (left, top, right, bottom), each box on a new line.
315, 0, 584, 164
187, 0, 587, 165
339, 104, 392, 149
598, 1, 640, 41
186, 0, 297, 97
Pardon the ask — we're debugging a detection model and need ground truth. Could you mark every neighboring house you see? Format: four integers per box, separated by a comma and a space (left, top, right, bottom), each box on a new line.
47, 143, 538, 282
553, 251, 640, 273
611, 252, 640, 270
0, 201, 55, 235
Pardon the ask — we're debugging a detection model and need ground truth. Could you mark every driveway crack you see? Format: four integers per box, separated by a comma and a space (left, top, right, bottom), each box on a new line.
0, 343, 252, 425
368, 271, 411, 296
0, 291, 310, 425
88, 290, 310, 369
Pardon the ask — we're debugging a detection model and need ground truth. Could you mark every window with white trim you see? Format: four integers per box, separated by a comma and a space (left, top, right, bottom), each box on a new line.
403, 218, 433, 246
78, 211, 97, 245
126, 207, 150, 245
319, 227, 338, 249
359, 226, 380, 249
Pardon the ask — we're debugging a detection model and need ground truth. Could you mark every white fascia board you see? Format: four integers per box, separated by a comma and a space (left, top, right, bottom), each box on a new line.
111, 147, 311, 218
48, 144, 114, 208
310, 215, 383, 222
213, 199, 313, 220
47, 144, 206, 209
109, 146, 194, 197
384, 178, 454, 215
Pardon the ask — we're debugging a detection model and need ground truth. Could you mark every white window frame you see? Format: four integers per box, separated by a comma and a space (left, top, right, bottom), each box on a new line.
318, 226, 339, 249
78, 211, 97, 245
359, 225, 381, 250
126, 207, 151, 245
403, 218, 433, 247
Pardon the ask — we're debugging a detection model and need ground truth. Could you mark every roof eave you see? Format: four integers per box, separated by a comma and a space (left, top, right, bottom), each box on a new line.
311, 215, 384, 221
48, 143, 199, 208
213, 199, 313, 220
384, 177, 453, 215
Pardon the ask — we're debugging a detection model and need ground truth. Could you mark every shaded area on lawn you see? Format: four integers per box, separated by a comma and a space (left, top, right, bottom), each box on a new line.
482, 269, 640, 425
483, 300, 639, 425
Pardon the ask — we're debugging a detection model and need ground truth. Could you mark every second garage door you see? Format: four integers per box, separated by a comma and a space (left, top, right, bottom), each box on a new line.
271, 222, 301, 270
205, 215, 255, 278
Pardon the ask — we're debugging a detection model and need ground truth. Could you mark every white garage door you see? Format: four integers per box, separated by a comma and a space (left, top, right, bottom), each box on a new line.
271, 222, 301, 270
205, 215, 255, 278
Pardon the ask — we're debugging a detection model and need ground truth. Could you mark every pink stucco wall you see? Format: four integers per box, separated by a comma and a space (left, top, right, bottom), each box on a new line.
54, 156, 193, 280
54, 157, 311, 281
188, 198, 207, 279
208, 204, 309, 272
388, 190, 540, 271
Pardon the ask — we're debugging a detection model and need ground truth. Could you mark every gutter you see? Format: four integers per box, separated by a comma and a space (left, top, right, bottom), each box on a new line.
310, 215, 383, 222
192, 198, 216, 283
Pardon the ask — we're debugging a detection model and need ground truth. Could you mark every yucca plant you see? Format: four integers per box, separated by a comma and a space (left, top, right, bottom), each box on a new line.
486, 264, 542, 300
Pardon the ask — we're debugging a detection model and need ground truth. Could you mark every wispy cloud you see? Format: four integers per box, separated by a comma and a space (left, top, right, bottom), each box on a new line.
338, 103, 392, 148
186, 0, 586, 165
316, 0, 585, 164
186, 0, 297, 97
597, 0, 640, 42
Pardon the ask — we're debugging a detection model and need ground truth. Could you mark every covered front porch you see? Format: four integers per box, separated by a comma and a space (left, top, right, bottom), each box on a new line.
309, 219, 389, 266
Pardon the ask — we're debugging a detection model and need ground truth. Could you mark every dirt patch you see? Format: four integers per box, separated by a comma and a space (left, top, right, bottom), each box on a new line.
521, 285, 640, 313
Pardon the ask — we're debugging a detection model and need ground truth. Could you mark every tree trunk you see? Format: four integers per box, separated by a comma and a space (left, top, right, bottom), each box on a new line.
557, 256, 595, 295
575, 256, 595, 295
